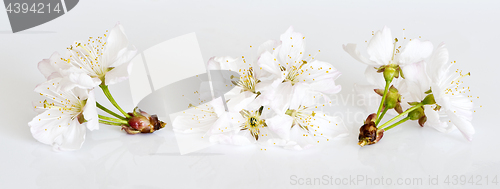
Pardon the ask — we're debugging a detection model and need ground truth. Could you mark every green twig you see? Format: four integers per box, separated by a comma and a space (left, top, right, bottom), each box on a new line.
376, 107, 388, 126
375, 80, 391, 125
99, 120, 124, 126
383, 117, 410, 131
99, 85, 131, 118
379, 103, 423, 129
96, 102, 126, 120
98, 115, 128, 124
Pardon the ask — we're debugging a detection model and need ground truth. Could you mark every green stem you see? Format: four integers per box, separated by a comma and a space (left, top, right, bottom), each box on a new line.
383, 117, 410, 131
376, 107, 388, 126
98, 115, 128, 124
379, 103, 424, 129
99, 120, 124, 126
375, 80, 391, 125
99, 85, 131, 118
96, 102, 126, 120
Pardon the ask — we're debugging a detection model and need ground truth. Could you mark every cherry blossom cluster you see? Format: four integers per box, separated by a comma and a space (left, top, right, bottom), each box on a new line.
29, 23, 166, 151
344, 26, 475, 146
173, 27, 348, 150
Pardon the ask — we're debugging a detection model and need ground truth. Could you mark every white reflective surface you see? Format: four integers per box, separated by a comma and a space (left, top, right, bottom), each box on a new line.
0, 0, 498, 188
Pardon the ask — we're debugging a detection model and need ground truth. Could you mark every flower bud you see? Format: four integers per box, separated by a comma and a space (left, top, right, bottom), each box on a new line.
358, 122, 384, 147
358, 114, 384, 147
375, 85, 402, 112
422, 94, 436, 105
383, 67, 397, 82
408, 106, 425, 121
385, 86, 401, 109
122, 108, 166, 134
121, 126, 141, 134
365, 113, 377, 124
128, 116, 151, 131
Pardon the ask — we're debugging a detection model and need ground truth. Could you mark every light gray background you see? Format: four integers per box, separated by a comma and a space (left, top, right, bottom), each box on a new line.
0, 0, 498, 188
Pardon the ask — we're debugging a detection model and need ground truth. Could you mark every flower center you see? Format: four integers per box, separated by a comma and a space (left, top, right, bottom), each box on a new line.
44, 100, 74, 111
285, 106, 316, 131
43, 99, 85, 121
445, 71, 470, 95
249, 117, 258, 127
283, 60, 307, 85
391, 38, 398, 62
232, 67, 260, 94
240, 107, 266, 140
64, 34, 109, 82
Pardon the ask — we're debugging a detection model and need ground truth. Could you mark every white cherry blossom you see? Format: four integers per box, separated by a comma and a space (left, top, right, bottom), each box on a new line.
38, 23, 137, 90
29, 78, 98, 151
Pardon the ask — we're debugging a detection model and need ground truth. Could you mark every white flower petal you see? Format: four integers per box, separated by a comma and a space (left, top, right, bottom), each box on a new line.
172, 114, 217, 133
266, 114, 294, 140
296, 60, 342, 94
449, 96, 473, 121
401, 61, 430, 100
82, 90, 98, 131
66, 72, 101, 90
52, 118, 87, 151
309, 78, 341, 95
226, 92, 258, 112
29, 110, 72, 145
447, 110, 475, 141
286, 126, 315, 150
210, 97, 226, 117
288, 83, 311, 110
209, 113, 238, 134
258, 51, 282, 77
367, 26, 394, 65
268, 81, 293, 114
424, 107, 452, 133
309, 113, 349, 139
214, 56, 240, 71
278, 26, 305, 64
108, 46, 137, 68
426, 43, 451, 83
104, 59, 133, 86
103, 23, 130, 67
398, 39, 433, 65
257, 39, 281, 56
31, 78, 94, 151
38, 52, 69, 79
342, 43, 377, 65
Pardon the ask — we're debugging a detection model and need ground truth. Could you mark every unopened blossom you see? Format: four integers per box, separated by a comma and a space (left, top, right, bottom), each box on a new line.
358, 114, 384, 147
121, 108, 166, 134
